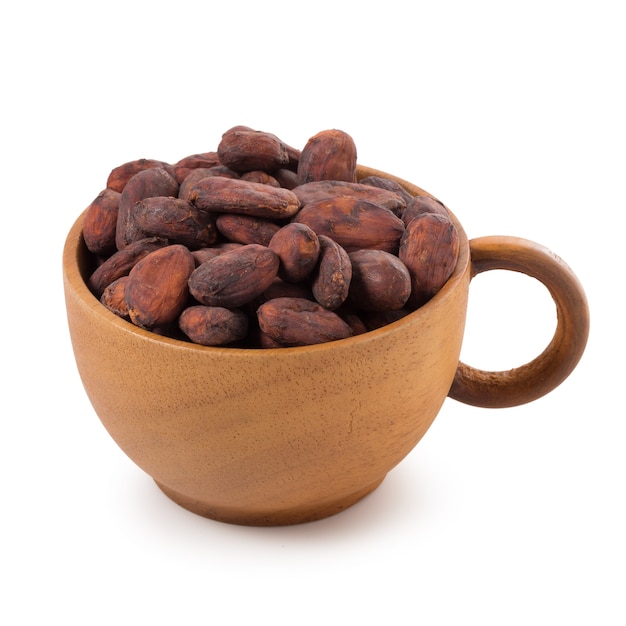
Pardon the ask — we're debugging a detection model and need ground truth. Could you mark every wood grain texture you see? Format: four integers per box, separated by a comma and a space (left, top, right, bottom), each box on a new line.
448, 236, 589, 408
63, 165, 588, 525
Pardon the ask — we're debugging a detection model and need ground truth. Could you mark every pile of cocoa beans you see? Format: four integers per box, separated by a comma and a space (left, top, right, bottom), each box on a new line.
83, 126, 460, 348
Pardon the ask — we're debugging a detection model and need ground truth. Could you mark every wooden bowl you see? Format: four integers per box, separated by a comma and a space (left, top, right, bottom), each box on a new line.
62, 166, 589, 525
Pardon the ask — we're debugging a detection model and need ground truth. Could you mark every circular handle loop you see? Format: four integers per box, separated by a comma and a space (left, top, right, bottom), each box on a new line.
448, 236, 590, 408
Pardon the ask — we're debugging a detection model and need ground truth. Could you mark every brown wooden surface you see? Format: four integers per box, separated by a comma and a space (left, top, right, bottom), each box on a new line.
448, 236, 589, 408
63, 167, 589, 525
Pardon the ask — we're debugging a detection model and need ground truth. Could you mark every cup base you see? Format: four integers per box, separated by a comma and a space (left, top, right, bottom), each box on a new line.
154, 476, 386, 526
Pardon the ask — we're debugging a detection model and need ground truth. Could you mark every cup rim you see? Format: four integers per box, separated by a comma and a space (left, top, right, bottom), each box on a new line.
63, 165, 470, 356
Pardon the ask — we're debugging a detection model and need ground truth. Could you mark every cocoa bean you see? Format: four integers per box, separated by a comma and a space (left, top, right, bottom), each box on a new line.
131, 196, 216, 249
399, 213, 460, 307
215, 213, 280, 246
347, 249, 411, 311
82, 188, 121, 256
297, 129, 357, 185
125, 244, 195, 329
187, 176, 300, 219
401, 195, 449, 227
268, 222, 320, 283
178, 166, 240, 202
188, 244, 279, 308
179, 305, 249, 346
293, 196, 405, 253
106, 158, 175, 193
273, 168, 299, 190
358, 175, 414, 204
116, 167, 179, 249
239, 170, 281, 187
88, 236, 167, 297
218, 127, 290, 172
292, 180, 406, 215
311, 235, 352, 310
172, 151, 221, 184
191, 248, 220, 266
100, 276, 130, 319
257, 297, 353, 346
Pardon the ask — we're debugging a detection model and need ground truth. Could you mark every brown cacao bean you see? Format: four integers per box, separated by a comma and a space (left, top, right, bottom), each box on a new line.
215, 213, 281, 246
257, 297, 353, 346
82, 188, 121, 256
125, 244, 195, 329
187, 176, 300, 219
293, 196, 405, 253
268, 222, 320, 283
292, 180, 407, 215
178, 166, 240, 202
116, 167, 179, 249
179, 305, 249, 346
131, 196, 216, 249
106, 158, 176, 193
88, 236, 167, 297
188, 243, 279, 308
172, 151, 221, 184
347, 249, 411, 311
100, 276, 130, 319
401, 194, 449, 227
297, 129, 357, 185
218, 127, 290, 172
399, 213, 460, 307
239, 170, 281, 187
311, 235, 352, 310
358, 175, 414, 205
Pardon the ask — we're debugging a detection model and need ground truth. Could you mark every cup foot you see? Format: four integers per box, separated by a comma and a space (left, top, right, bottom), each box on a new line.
154, 476, 386, 526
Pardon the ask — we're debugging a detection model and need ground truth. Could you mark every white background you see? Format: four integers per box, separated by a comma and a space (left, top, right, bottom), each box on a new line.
2, 1, 624, 624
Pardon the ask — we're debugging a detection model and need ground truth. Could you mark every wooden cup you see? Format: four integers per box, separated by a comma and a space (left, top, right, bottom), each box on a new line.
62, 166, 589, 525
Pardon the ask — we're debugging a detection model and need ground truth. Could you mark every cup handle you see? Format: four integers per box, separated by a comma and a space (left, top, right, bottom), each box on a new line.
448, 236, 590, 408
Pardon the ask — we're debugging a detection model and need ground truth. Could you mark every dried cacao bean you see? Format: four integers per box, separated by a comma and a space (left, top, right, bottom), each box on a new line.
83, 188, 121, 256
188, 244, 279, 308
257, 297, 353, 346
116, 167, 179, 249
292, 180, 406, 215
297, 129, 357, 185
311, 235, 352, 310
179, 305, 249, 346
215, 213, 280, 246
399, 213, 460, 307
347, 249, 411, 311
107, 158, 175, 193
401, 194, 449, 227
88, 236, 167, 297
268, 222, 320, 283
125, 244, 195, 329
218, 127, 290, 172
131, 196, 216, 249
187, 176, 300, 219
293, 196, 405, 253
